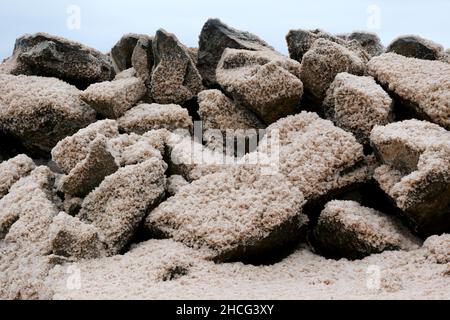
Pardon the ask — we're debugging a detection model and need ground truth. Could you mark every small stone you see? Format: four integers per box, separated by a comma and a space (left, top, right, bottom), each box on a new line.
344, 31, 384, 57
0, 154, 36, 199
111, 34, 143, 72
423, 234, 450, 264
387, 35, 444, 60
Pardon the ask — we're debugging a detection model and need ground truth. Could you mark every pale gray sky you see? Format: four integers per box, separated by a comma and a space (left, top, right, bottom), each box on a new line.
1, 0, 449, 60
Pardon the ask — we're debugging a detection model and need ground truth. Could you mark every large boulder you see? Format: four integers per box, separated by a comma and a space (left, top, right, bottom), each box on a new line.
386, 35, 444, 61
323, 72, 393, 145
217, 49, 303, 124
0, 154, 35, 199
111, 34, 143, 72
0, 74, 96, 153
146, 164, 308, 262
371, 120, 450, 236
131, 35, 154, 97
8, 33, 114, 89
368, 53, 450, 129
197, 18, 273, 86
312, 200, 420, 260
150, 29, 203, 105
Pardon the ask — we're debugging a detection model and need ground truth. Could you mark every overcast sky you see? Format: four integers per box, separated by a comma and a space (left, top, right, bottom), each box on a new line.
1, 0, 449, 60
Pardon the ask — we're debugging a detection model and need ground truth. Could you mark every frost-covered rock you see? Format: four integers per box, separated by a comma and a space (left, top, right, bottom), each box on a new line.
197, 18, 273, 86
217, 49, 303, 124
8, 33, 114, 89
0, 74, 96, 153
81, 77, 146, 119
368, 53, 450, 129
323, 73, 393, 144
146, 164, 308, 262
151, 29, 203, 105
0, 154, 35, 199
371, 120, 450, 235
111, 34, 143, 72
118, 103, 193, 135
312, 200, 421, 260
387, 35, 444, 61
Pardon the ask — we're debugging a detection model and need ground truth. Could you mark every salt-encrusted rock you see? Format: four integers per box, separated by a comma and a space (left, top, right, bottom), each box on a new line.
387, 35, 444, 60
197, 18, 273, 86
118, 103, 193, 135
300, 39, 366, 103
312, 200, 421, 260
217, 49, 303, 124
423, 234, 450, 264
0, 74, 96, 153
114, 67, 136, 80
343, 32, 384, 57
78, 158, 167, 255
8, 33, 114, 89
62, 195, 83, 217
49, 212, 106, 260
146, 164, 308, 262
368, 53, 450, 129
0, 154, 35, 199
151, 29, 203, 105
58, 135, 119, 197
111, 34, 143, 72
371, 120, 450, 235
81, 77, 146, 119
323, 73, 393, 144
51, 120, 119, 174
166, 175, 189, 196
131, 35, 154, 91
255, 112, 372, 202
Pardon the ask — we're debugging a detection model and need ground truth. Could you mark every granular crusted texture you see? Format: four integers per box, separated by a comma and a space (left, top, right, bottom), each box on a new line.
257, 112, 371, 201
312, 200, 421, 260
146, 164, 308, 262
62, 195, 83, 217
0, 154, 35, 199
111, 34, 142, 72
387, 35, 444, 60
51, 120, 119, 174
49, 212, 106, 260
150, 29, 203, 105
131, 35, 154, 98
367, 53, 450, 129
0, 74, 96, 152
8, 33, 114, 89
166, 175, 189, 196
197, 18, 273, 86
78, 158, 167, 255
0, 166, 59, 299
423, 234, 450, 264
58, 135, 119, 197
371, 120, 450, 236
300, 39, 366, 103
323, 73, 393, 144
345, 32, 385, 57
118, 103, 193, 135
114, 68, 136, 80
216, 49, 303, 124
81, 77, 146, 119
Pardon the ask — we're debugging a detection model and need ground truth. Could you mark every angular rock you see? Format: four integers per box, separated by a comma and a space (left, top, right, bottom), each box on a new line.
300, 39, 366, 103
131, 35, 154, 91
51, 120, 119, 174
197, 18, 273, 86
118, 103, 193, 135
323, 73, 393, 144
151, 29, 203, 105
344, 31, 384, 57
78, 158, 167, 255
58, 135, 119, 197
371, 120, 450, 236
0, 74, 96, 153
81, 77, 146, 119
368, 53, 450, 129
312, 200, 421, 260
111, 34, 143, 72
166, 175, 189, 196
423, 234, 450, 264
114, 67, 136, 80
387, 35, 444, 60
0, 154, 35, 199
8, 33, 114, 89
62, 195, 83, 217
146, 164, 308, 262
217, 49, 303, 124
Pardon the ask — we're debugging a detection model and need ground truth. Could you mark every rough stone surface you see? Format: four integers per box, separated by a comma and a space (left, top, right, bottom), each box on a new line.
81, 77, 146, 119
345, 32, 385, 57
114, 68, 136, 80
111, 34, 142, 72
131, 35, 154, 98
118, 103, 193, 135
371, 120, 450, 235
387, 35, 444, 60
312, 200, 421, 260
217, 49, 303, 124
300, 39, 366, 103
146, 164, 308, 262
197, 18, 273, 86
78, 158, 167, 255
0, 74, 96, 153
323, 73, 393, 144
151, 29, 203, 105
368, 53, 450, 129
166, 175, 189, 196
51, 120, 119, 174
0, 154, 36, 199
8, 33, 114, 89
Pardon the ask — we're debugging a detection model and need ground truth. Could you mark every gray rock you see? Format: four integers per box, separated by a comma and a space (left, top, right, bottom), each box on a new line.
387, 35, 444, 60
131, 35, 154, 97
345, 31, 384, 57
111, 33, 143, 72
